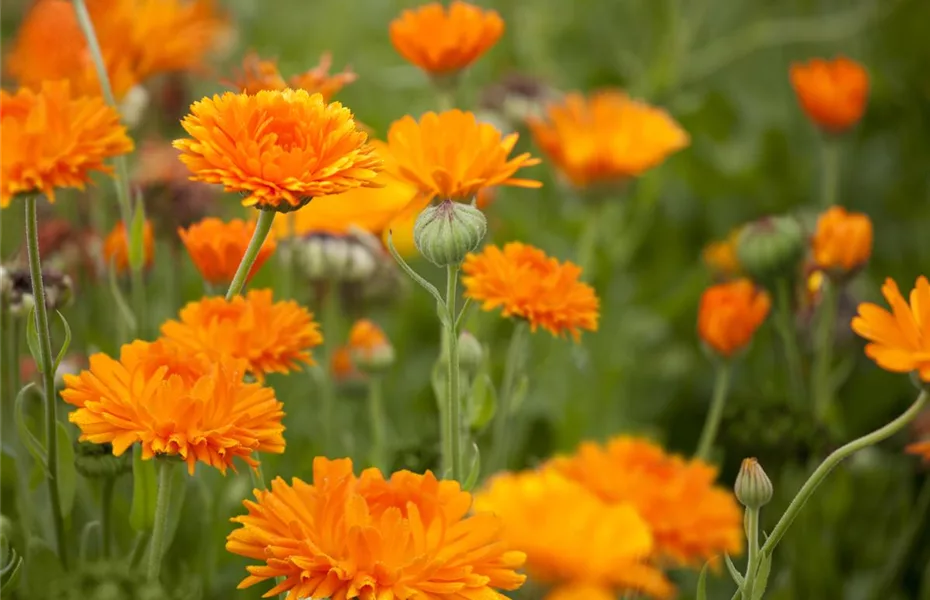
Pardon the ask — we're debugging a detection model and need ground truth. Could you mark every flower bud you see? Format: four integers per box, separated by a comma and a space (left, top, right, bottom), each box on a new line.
74, 441, 132, 479
736, 215, 804, 288
295, 231, 379, 283
414, 200, 487, 267
457, 330, 484, 377
734, 457, 773, 509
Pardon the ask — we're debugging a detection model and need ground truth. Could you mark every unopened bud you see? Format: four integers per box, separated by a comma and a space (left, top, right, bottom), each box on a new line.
737, 215, 804, 288
74, 442, 132, 479
348, 319, 394, 373
414, 200, 487, 267
296, 232, 378, 283
457, 330, 484, 377
734, 457, 773, 509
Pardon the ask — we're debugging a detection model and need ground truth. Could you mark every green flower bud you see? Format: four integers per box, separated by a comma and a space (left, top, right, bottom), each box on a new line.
296, 231, 379, 283
734, 457, 773, 509
74, 441, 132, 479
457, 330, 484, 377
736, 216, 804, 288
414, 200, 487, 267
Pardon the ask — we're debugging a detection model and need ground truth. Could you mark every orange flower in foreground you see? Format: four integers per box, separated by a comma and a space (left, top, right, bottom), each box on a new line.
61, 340, 285, 474
179, 217, 277, 285
160, 289, 322, 380
544, 583, 618, 600
230, 51, 356, 101
1, 81, 133, 207
174, 89, 381, 211
812, 206, 873, 273
462, 242, 599, 340
103, 219, 156, 273
697, 278, 770, 357
226, 456, 526, 600
549, 436, 744, 566
390, 1, 504, 75
790, 57, 868, 132
527, 90, 689, 187
851, 276, 930, 382
906, 440, 930, 462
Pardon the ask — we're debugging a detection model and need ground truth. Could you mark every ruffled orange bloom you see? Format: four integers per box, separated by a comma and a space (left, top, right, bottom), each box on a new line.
390, 1, 504, 75
702, 228, 742, 278
179, 217, 277, 285
812, 206, 873, 273
906, 440, 930, 462
851, 276, 930, 381
230, 52, 356, 101
160, 289, 322, 380
474, 470, 674, 599
226, 456, 526, 600
1, 81, 133, 207
527, 90, 689, 187
697, 278, 770, 357
174, 89, 382, 211
462, 242, 599, 340
549, 436, 743, 566
102, 219, 156, 273
61, 340, 285, 475
790, 57, 869, 132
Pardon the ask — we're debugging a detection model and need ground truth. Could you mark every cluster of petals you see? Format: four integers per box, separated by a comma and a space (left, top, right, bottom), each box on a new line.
179, 217, 277, 284
230, 51, 357, 101
790, 56, 869, 132
697, 278, 771, 357
812, 206, 873, 273
103, 219, 155, 273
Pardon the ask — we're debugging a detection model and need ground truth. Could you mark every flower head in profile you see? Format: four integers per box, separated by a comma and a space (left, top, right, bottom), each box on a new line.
812, 206, 872, 275
790, 56, 869, 132
1, 81, 133, 207
174, 89, 382, 211
697, 278, 771, 357
103, 219, 155, 274
179, 217, 277, 285
160, 289, 322, 380
527, 90, 689, 187
230, 52, 356, 101
347, 319, 394, 371
851, 276, 930, 382
390, 1, 504, 75
462, 242, 599, 340
226, 456, 526, 599
61, 340, 285, 474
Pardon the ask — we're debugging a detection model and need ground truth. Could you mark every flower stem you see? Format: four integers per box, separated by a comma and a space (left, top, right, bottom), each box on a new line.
367, 376, 387, 471
316, 285, 340, 456
820, 136, 840, 208
249, 462, 267, 491
695, 361, 732, 461
147, 459, 176, 582
128, 531, 150, 569
773, 278, 805, 406
226, 209, 276, 300
444, 265, 464, 482
101, 475, 116, 558
1, 307, 20, 444
812, 279, 838, 426
741, 507, 761, 599
24, 195, 69, 570
490, 321, 530, 472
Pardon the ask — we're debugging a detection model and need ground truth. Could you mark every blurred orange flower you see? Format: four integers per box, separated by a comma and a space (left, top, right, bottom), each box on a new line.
702, 228, 742, 278
697, 278, 770, 357
174, 90, 381, 211
179, 217, 277, 285
462, 242, 599, 340
906, 440, 930, 462
230, 51, 356, 101
527, 90, 689, 187
390, 1, 504, 75
851, 276, 930, 382
330, 346, 358, 381
103, 219, 155, 273
348, 319, 390, 356
1, 81, 133, 207
544, 583, 619, 600
790, 57, 869, 133
812, 206, 873, 273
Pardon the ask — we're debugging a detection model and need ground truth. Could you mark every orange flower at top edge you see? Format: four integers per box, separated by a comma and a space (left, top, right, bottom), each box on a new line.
851, 276, 930, 382
103, 219, 156, 273
174, 89, 382, 211
1, 81, 133, 207
230, 52, 356, 101
527, 90, 689, 187
790, 56, 869, 133
462, 242, 599, 340
812, 206, 873, 273
390, 1, 504, 75
697, 278, 770, 357
178, 217, 277, 285
226, 456, 526, 600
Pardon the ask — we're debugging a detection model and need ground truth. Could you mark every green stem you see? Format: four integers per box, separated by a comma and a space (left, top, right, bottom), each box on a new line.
128, 531, 150, 570
742, 508, 761, 599
489, 321, 530, 472
281, 213, 297, 299
249, 462, 267, 491
24, 196, 69, 570
101, 476, 116, 558
317, 285, 340, 456
444, 265, 464, 482
226, 209, 276, 300
576, 202, 604, 275
367, 376, 387, 471
147, 460, 176, 582
695, 361, 733, 461
812, 280, 838, 425
820, 136, 841, 208
1, 308, 20, 444
774, 278, 806, 406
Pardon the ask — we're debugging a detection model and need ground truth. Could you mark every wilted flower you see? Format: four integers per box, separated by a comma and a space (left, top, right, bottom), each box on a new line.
290, 53, 357, 101
179, 217, 277, 285
102, 220, 155, 274
0, 265, 74, 317
812, 206, 873, 275
697, 279, 771, 357
790, 56, 869, 133
229, 51, 357, 101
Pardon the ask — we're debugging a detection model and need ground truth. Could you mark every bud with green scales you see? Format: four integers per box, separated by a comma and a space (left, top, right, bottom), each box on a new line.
414, 200, 488, 267
456, 330, 484, 378
734, 457, 774, 509
736, 215, 805, 289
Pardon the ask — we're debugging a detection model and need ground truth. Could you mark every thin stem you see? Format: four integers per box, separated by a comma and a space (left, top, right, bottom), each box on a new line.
101, 476, 116, 558
147, 460, 176, 582
773, 278, 806, 406
281, 213, 298, 299
812, 280, 838, 426
317, 285, 340, 456
695, 361, 733, 461
249, 462, 267, 491
367, 376, 387, 471
576, 201, 604, 275
490, 321, 530, 472
226, 209, 276, 300
820, 137, 841, 208
444, 265, 464, 482
1, 308, 20, 443
742, 508, 761, 599
128, 531, 150, 570
24, 196, 68, 570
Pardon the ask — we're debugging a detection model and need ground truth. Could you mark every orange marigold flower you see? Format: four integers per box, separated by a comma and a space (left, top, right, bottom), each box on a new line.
102, 219, 156, 274
790, 57, 869, 132
906, 440, 930, 462
174, 89, 382, 211
462, 242, 599, 340
348, 319, 390, 356
851, 276, 930, 382
702, 228, 742, 278
1, 81, 133, 207
527, 90, 689, 187
549, 436, 744, 566
474, 470, 675, 599
226, 456, 526, 599
230, 52, 357, 102
179, 217, 277, 285
812, 206, 873, 273
697, 278, 771, 357
160, 289, 322, 380
390, 1, 504, 75
61, 340, 285, 475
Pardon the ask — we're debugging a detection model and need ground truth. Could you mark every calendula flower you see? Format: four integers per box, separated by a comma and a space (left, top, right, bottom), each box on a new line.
549, 436, 744, 566
812, 206, 873, 274
390, 1, 504, 75
697, 278, 771, 357
906, 440, 930, 462
230, 52, 356, 101
61, 340, 285, 475
790, 57, 869, 132
290, 53, 358, 101
174, 89, 381, 211
348, 319, 395, 371
226, 456, 526, 600
1, 81, 133, 207
330, 346, 359, 382
702, 228, 742, 278
474, 470, 674, 599
851, 276, 930, 382
160, 289, 322, 380
462, 242, 599, 340
102, 219, 155, 274
179, 217, 277, 285
527, 90, 689, 187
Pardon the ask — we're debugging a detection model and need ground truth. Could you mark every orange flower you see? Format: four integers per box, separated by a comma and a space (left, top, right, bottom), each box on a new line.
462, 242, 599, 340
851, 276, 930, 382
906, 440, 930, 462
102, 219, 155, 273
697, 278, 770, 357
348, 319, 394, 371
289, 53, 358, 102
812, 206, 873, 273
390, 1, 504, 75
549, 436, 744, 566
160, 289, 322, 380
226, 457, 526, 599
174, 89, 382, 211
1, 81, 133, 207
527, 90, 689, 187
790, 57, 869, 132
330, 346, 358, 382
61, 340, 285, 475
702, 228, 742, 278
179, 217, 277, 285
230, 52, 356, 101
544, 583, 618, 600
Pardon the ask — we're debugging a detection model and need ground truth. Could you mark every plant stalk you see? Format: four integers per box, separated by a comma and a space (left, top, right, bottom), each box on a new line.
741, 508, 761, 599
695, 361, 733, 461
820, 136, 840, 208
490, 321, 530, 472
444, 265, 464, 482
812, 279, 838, 425
101, 475, 116, 558
147, 460, 176, 582
774, 278, 805, 406
368, 376, 387, 471
226, 209, 276, 299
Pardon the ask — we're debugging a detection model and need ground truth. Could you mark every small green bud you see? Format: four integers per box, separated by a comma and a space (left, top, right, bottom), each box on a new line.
457, 330, 484, 377
74, 441, 132, 479
734, 457, 773, 509
414, 200, 487, 267
736, 215, 804, 288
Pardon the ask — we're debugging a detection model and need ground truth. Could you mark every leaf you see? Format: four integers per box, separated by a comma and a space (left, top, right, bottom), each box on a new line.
695, 562, 710, 600
130, 445, 157, 531
163, 465, 189, 558
25, 307, 43, 374
14, 384, 48, 476
23, 538, 61, 598
469, 373, 497, 431
52, 311, 72, 373
107, 257, 137, 333
751, 552, 773, 600
725, 552, 745, 586
0, 536, 23, 594
509, 374, 529, 413
462, 443, 481, 491
56, 423, 77, 518
79, 521, 101, 563
127, 196, 147, 271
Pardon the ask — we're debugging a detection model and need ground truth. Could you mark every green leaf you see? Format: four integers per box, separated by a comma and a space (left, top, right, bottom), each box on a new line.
127, 195, 147, 271
107, 257, 137, 333
56, 423, 77, 518
52, 311, 72, 373
130, 445, 157, 531
0, 536, 23, 594
751, 552, 773, 600
14, 384, 48, 476
469, 373, 497, 431
509, 374, 529, 413
462, 443, 481, 491
25, 307, 43, 374
163, 466, 189, 555
696, 562, 710, 600
78, 521, 101, 563
725, 552, 745, 586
